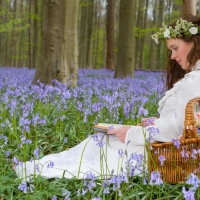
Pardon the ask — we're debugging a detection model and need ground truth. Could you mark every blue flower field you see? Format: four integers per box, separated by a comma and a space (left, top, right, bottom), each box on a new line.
0, 67, 198, 199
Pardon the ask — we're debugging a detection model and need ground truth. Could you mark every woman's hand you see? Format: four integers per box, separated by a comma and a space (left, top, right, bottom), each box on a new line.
107, 125, 132, 143
137, 117, 157, 127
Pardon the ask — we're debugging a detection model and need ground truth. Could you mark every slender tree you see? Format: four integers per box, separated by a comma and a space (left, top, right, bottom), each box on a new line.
114, 0, 136, 78
105, 0, 115, 70
182, 0, 196, 17
32, 0, 79, 87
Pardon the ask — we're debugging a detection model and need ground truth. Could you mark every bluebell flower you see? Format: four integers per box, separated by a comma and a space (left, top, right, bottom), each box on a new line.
83, 172, 96, 191
186, 173, 200, 188
181, 150, 189, 159
143, 178, 147, 185
126, 140, 130, 145
118, 149, 124, 158
3, 150, 10, 157
91, 197, 101, 200
172, 138, 180, 149
33, 147, 40, 159
110, 175, 117, 184
150, 171, 163, 185
64, 137, 68, 143
47, 161, 55, 168
52, 195, 57, 200
12, 156, 19, 164
182, 186, 195, 200
18, 181, 28, 193
62, 189, 71, 200
191, 149, 197, 159
94, 133, 105, 148
137, 107, 148, 117
103, 187, 110, 194
108, 125, 114, 130
21, 135, 32, 145
158, 155, 166, 166
0, 134, 8, 144
81, 188, 88, 196
34, 164, 40, 172
18, 180, 34, 193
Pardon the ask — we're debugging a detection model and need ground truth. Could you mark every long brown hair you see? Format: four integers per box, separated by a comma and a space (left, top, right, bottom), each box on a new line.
166, 15, 200, 90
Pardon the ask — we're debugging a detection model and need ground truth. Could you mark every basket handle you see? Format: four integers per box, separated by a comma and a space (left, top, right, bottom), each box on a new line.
181, 97, 200, 140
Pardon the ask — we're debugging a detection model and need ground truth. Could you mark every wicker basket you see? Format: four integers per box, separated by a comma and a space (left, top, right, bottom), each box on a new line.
148, 97, 200, 183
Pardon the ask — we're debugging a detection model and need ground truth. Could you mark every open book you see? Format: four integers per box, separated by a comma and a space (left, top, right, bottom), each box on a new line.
93, 123, 126, 134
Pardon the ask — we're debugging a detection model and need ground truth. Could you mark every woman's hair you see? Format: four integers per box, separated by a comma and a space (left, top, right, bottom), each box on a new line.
166, 15, 200, 90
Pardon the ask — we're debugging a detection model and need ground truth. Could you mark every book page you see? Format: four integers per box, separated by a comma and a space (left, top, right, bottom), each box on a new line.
97, 123, 126, 129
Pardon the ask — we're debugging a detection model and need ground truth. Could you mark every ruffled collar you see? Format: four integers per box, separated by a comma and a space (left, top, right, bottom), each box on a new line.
158, 79, 183, 113
158, 59, 200, 113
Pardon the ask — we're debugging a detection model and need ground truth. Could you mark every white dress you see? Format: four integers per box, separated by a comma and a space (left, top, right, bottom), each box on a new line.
15, 61, 200, 179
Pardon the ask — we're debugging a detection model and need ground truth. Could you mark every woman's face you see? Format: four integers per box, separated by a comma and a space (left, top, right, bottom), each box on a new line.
166, 38, 193, 70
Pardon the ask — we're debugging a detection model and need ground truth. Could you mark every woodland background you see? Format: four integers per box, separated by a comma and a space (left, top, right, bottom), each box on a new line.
0, 0, 199, 85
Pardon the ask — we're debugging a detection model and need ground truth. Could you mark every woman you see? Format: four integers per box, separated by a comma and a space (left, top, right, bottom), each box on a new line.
15, 15, 200, 180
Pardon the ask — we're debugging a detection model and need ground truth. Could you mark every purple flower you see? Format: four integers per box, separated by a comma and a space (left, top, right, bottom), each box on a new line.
21, 135, 32, 145
81, 188, 88, 196
12, 156, 18, 164
84, 172, 96, 191
3, 150, 10, 157
186, 173, 200, 188
181, 150, 189, 159
118, 149, 124, 158
158, 155, 166, 166
130, 153, 143, 163
172, 138, 180, 149
108, 125, 114, 130
33, 147, 40, 159
182, 187, 195, 200
64, 137, 68, 143
191, 149, 197, 159
143, 178, 147, 185
18, 180, 34, 193
126, 140, 130, 145
147, 127, 159, 143
47, 161, 55, 168
138, 107, 148, 117
110, 175, 117, 184
103, 187, 110, 194
91, 198, 101, 200
0, 134, 8, 144
62, 189, 71, 200
92, 133, 105, 148
150, 171, 163, 185
52, 195, 57, 200
34, 164, 40, 172
18, 181, 28, 193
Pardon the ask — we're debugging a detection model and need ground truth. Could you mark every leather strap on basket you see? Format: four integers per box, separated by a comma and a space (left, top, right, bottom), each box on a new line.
181, 97, 200, 141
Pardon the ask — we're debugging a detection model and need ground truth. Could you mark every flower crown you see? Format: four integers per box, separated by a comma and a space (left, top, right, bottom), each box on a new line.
151, 18, 200, 44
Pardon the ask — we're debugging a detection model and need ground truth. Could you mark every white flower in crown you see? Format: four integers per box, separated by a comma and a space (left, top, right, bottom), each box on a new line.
163, 29, 170, 38
151, 18, 200, 44
189, 27, 198, 35
155, 38, 159, 44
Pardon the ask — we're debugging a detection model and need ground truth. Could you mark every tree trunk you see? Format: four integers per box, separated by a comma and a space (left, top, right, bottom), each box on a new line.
114, 0, 136, 78
85, 0, 94, 69
32, 0, 79, 87
78, 0, 87, 68
32, 0, 39, 68
28, 0, 33, 69
182, 0, 196, 17
105, 0, 115, 70
94, 0, 101, 69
